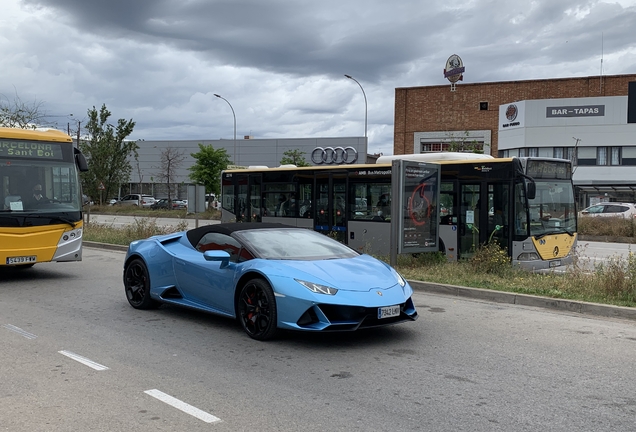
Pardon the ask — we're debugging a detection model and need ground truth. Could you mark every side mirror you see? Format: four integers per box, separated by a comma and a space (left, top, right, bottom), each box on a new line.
76, 153, 89, 172
203, 250, 231, 268
526, 180, 536, 200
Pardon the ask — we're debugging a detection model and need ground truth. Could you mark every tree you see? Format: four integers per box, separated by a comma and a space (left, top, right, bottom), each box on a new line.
0, 91, 47, 129
189, 144, 231, 196
155, 147, 186, 204
280, 149, 310, 167
446, 131, 484, 154
80, 104, 137, 203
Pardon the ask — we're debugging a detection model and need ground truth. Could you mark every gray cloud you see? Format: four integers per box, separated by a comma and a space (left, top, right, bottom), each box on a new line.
3, 0, 635, 154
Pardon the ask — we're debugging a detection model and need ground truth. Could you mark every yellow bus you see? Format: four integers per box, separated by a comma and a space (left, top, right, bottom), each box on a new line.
1, 127, 88, 269
221, 154, 577, 270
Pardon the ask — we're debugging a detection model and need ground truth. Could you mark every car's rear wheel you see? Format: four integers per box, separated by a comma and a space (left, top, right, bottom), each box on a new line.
124, 258, 159, 309
237, 278, 277, 341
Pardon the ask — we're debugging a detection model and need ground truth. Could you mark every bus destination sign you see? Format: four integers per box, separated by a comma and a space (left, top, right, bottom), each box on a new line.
526, 160, 571, 179
0, 140, 64, 160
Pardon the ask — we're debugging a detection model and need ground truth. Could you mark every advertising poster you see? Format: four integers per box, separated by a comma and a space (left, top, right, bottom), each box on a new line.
398, 161, 440, 254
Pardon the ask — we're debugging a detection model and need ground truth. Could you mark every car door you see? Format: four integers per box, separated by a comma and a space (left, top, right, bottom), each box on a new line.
604, 204, 629, 218
173, 232, 241, 315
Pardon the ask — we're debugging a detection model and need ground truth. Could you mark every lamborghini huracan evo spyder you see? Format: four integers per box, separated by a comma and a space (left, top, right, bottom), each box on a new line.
123, 223, 418, 340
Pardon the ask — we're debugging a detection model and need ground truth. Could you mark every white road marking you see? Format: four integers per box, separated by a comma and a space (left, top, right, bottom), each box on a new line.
58, 350, 109, 371
144, 389, 222, 424
2, 324, 37, 339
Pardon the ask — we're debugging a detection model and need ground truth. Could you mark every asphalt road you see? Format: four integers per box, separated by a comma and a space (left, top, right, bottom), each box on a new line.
2, 247, 636, 431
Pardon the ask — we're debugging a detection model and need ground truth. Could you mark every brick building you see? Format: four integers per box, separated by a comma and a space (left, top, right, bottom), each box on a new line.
394, 74, 636, 206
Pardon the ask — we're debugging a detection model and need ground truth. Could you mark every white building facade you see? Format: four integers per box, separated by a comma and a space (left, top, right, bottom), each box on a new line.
497, 95, 636, 207
123, 136, 367, 199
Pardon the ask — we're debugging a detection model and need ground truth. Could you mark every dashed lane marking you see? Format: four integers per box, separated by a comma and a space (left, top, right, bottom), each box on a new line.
144, 389, 222, 424
2, 324, 37, 339
58, 350, 109, 371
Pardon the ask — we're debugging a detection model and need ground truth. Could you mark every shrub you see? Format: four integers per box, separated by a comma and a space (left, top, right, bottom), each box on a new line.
470, 241, 511, 276
592, 251, 636, 303
578, 216, 635, 237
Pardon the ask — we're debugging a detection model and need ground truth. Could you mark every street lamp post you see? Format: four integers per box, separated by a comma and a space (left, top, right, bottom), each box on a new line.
344, 74, 367, 138
214, 94, 237, 164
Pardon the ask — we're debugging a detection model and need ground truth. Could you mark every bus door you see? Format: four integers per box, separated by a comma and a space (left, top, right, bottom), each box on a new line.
486, 181, 511, 251
314, 172, 331, 234
235, 173, 249, 222
313, 172, 347, 243
332, 172, 347, 243
458, 184, 480, 259
249, 174, 262, 222
438, 181, 459, 260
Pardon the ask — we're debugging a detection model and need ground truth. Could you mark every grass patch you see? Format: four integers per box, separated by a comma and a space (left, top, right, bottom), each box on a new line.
84, 218, 189, 246
578, 216, 636, 237
84, 204, 221, 220
83, 211, 636, 308
395, 244, 636, 308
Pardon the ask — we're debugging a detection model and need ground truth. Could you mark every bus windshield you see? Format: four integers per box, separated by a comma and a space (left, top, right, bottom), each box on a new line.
527, 179, 576, 237
1, 159, 82, 214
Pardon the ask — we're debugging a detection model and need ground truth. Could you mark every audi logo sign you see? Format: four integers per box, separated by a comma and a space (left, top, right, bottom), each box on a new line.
311, 146, 358, 165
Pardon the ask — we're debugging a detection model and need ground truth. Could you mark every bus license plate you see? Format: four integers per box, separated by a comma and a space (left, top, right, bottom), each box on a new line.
378, 305, 400, 319
549, 260, 561, 268
6, 256, 37, 265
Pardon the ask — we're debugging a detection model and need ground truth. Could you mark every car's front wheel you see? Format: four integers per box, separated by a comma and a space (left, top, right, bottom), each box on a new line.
124, 258, 159, 309
237, 278, 278, 341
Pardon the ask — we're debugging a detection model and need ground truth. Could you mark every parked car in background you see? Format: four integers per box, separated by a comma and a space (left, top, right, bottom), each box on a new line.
113, 194, 156, 207
174, 199, 187, 210
109, 198, 118, 206
150, 198, 177, 210
579, 202, 636, 218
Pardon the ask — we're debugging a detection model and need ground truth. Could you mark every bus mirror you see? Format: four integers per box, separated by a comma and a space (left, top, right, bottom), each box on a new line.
76, 153, 89, 172
526, 181, 536, 200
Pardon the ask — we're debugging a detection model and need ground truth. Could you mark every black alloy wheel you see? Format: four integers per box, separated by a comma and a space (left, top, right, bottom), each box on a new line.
124, 258, 159, 309
237, 278, 278, 341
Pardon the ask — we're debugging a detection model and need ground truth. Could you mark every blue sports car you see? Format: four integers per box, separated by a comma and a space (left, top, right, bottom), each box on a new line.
123, 223, 418, 340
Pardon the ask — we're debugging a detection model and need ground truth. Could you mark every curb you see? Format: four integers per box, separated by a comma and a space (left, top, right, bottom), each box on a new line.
84, 241, 129, 252
83, 242, 636, 322
408, 280, 636, 322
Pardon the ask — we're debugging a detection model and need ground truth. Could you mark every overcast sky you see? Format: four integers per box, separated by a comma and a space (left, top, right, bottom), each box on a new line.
2, 0, 636, 155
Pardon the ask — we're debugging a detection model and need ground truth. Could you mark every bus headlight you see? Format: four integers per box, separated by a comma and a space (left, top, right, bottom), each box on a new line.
517, 252, 540, 261
58, 228, 83, 245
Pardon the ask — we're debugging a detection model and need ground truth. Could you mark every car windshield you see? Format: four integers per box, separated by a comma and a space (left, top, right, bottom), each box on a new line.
236, 228, 360, 260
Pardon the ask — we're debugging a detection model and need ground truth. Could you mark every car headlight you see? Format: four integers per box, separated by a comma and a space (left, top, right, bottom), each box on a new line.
390, 268, 406, 287
295, 279, 338, 295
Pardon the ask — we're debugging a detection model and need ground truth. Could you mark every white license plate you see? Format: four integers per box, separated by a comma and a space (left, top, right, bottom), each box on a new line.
378, 305, 400, 319
6, 256, 37, 265
549, 260, 561, 268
